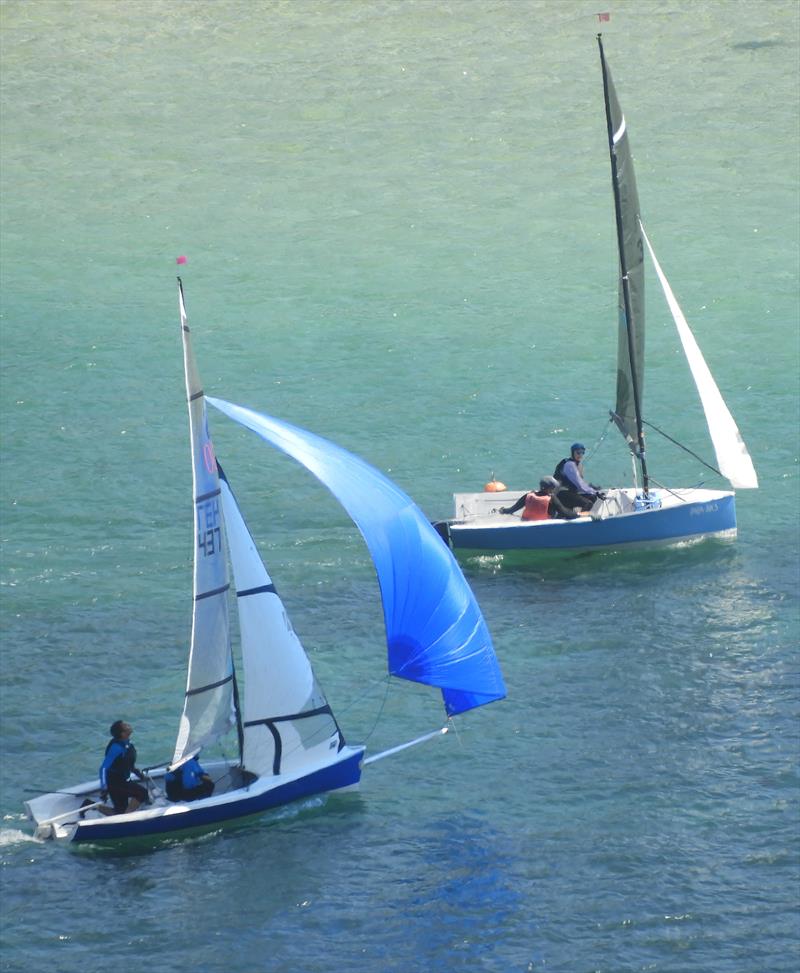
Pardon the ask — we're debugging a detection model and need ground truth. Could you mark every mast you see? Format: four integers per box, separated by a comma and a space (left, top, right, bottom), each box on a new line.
173, 276, 244, 769
597, 34, 650, 495
231, 663, 245, 769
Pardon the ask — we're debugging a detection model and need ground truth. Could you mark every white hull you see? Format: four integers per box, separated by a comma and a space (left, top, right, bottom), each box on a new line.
26, 747, 365, 843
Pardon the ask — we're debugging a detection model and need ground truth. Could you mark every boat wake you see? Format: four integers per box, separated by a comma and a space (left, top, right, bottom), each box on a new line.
0, 826, 39, 847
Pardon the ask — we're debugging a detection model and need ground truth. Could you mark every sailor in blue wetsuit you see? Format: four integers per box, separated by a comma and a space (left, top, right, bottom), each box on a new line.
99, 720, 148, 814
165, 756, 214, 802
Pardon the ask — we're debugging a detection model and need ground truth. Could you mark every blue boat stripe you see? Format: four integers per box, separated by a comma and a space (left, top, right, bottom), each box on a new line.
186, 673, 234, 697
237, 583, 277, 598
195, 583, 230, 601
195, 487, 221, 504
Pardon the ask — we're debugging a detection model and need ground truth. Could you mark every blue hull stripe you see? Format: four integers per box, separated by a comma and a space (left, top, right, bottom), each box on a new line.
70, 750, 364, 843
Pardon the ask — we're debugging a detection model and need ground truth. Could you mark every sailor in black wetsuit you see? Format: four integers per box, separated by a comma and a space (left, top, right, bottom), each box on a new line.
98, 720, 148, 814
553, 443, 604, 511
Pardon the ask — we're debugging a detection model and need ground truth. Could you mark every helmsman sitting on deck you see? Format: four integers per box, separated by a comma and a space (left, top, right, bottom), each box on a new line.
165, 756, 215, 802
553, 443, 605, 512
499, 477, 580, 521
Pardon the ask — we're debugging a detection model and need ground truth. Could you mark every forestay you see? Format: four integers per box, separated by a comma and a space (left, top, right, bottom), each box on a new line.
207, 397, 507, 716
172, 283, 237, 767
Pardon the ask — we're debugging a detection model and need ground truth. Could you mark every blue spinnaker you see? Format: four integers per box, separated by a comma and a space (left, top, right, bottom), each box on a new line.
207, 397, 506, 716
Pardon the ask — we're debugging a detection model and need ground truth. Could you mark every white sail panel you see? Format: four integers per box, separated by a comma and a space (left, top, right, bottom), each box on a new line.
172, 283, 237, 766
641, 224, 758, 489
219, 473, 342, 778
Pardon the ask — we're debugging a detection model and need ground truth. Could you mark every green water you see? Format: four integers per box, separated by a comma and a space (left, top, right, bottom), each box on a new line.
1, 2, 798, 971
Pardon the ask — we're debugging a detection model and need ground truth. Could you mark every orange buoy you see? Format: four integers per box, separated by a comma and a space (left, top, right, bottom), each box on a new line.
483, 479, 507, 492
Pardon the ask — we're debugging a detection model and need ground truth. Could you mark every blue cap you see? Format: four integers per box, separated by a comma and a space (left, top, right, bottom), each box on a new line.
571, 442, 586, 452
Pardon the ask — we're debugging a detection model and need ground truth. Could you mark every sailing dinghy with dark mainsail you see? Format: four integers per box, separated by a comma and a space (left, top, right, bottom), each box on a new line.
444, 36, 757, 555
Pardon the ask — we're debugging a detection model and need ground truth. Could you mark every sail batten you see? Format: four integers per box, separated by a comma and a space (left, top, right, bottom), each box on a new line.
185, 674, 234, 697
195, 584, 230, 601
218, 466, 343, 778
207, 397, 506, 717
640, 224, 758, 489
238, 583, 277, 597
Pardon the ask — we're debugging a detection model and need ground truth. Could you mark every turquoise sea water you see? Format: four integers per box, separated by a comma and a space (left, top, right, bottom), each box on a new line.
1, 1, 798, 971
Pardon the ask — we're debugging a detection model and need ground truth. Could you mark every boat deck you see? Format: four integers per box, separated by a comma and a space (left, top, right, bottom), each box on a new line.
446, 487, 737, 553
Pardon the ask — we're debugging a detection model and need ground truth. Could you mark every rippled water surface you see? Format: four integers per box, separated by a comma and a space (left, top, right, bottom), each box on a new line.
1, 2, 798, 971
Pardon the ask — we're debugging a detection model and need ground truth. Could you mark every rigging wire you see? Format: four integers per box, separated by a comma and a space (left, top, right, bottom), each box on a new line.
358, 675, 393, 746
594, 411, 720, 484
334, 673, 393, 720
642, 418, 722, 478
447, 715, 463, 749
253, 673, 394, 768
586, 415, 615, 463
159, 673, 395, 777
641, 474, 689, 502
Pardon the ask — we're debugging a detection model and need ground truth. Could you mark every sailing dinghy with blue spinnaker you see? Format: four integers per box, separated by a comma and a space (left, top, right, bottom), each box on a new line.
445, 36, 757, 555
25, 280, 505, 843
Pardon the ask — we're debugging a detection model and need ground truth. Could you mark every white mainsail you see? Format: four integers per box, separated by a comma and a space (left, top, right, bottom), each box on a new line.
641, 223, 759, 490
172, 283, 237, 766
219, 472, 342, 778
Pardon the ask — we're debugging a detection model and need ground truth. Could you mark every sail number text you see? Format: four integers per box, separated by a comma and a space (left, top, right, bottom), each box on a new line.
197, 497, 222, 556
689, 503, 719, 516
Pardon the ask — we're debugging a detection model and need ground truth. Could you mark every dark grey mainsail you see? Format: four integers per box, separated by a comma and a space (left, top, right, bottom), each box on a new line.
598, 35, 647, 483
